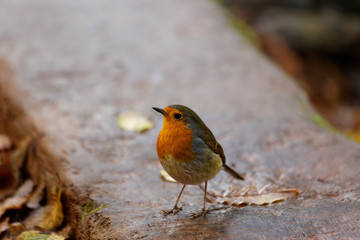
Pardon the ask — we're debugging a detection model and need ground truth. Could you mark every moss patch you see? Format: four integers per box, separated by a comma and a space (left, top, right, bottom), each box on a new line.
82, 200, 109, 221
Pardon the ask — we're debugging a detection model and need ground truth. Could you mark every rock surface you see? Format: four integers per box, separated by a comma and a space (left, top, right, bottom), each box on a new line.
0, 0, 359, 239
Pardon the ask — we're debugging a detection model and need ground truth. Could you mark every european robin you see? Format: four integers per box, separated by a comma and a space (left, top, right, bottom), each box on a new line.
153, 104, 244, 218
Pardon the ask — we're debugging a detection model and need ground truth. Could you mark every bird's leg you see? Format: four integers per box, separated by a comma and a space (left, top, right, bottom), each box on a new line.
191, 181, 209, 219
162, 184, 186, 216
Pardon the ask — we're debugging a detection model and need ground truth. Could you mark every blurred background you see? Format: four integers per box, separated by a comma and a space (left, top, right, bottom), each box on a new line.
221, 0, 360, 138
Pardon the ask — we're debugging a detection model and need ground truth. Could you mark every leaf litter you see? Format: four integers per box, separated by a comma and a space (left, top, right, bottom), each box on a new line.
206, 173, 299, 206
0, 179, 34, 216
17, 230, 65, 240
0, 217, 9, 234
0, 136, 32, 200
24, 182, 64, 230
160, 168, 298, 206
0, 135, 66, 239
0, 134, 11, 150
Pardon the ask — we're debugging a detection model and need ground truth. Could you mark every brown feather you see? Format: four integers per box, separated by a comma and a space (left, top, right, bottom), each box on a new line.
167, 105, 244, 180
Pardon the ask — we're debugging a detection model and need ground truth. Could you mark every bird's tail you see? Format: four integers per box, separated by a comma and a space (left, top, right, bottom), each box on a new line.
223, 164, 244, 180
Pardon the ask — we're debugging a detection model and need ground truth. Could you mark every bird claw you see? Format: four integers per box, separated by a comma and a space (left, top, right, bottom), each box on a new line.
191, 208, 209, 219
161, 205, 183, 216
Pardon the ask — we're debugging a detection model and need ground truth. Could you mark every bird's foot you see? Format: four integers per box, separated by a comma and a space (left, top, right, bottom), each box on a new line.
161, 205, 183, 216
191, 207, 209, 219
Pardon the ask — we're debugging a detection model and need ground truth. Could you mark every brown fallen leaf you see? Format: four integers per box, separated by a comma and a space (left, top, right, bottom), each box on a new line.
0, 147, 16, 199
0, 136, 33, 200
26, 179, 45, 209
56, 224, 72, 240
24, 182, 63, 230
0, 134, 11, 151
0, 166, 17, 200
118, 112, 154, 133
25, 141, 46, 209
0, 180, 34, 217
9, 222, 25, 237
0, 149, 11, 168
206, 176, 298, 207
215, 191, 297, 206
17, 230, 65, 240
159, 169, 177, 183
25, 139, 45, 186
11, 136, 32, 175
0, 217, 10, 234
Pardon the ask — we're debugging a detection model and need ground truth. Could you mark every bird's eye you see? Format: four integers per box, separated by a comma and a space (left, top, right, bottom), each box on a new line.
174, 113, 182, 119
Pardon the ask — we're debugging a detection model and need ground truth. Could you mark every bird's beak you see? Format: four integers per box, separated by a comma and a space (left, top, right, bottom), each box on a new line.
152, 107, 167, 116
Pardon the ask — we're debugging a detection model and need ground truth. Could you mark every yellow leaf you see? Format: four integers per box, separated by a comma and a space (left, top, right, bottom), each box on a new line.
118, 112, 154, 133
9, 222, 25, 236
17, 230, 65, 240
24, 183, 63, 230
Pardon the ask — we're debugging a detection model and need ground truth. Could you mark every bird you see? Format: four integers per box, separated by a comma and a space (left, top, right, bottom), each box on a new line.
153, 104, 244, 218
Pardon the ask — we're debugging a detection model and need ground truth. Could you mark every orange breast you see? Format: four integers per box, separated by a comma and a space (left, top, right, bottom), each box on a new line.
157, 119, 195, 162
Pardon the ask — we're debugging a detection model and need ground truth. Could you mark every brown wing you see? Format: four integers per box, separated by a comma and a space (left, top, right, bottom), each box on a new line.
205, 135, 244, 180
213, 141, 226, 164
194, 121, 226, 164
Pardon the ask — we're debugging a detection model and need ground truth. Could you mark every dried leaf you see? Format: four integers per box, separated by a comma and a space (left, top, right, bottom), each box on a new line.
0, 149, 11, 167
0, 144, 17, 199
118, 112, 154, 133
0, 180, 34, 217
25, 140, 43, 186
9, 222, 25, 236
0, 151, 8, 167
1, 136, 34, 197
0, 167, 17, 200
17, 230, 65, 240
24, 183, 63, 230
159, 169, 177, 183
206, 175, 299, 207
26, 179, 45, 209
56, 224, 72, 239
0, 217, 10, 234
11, 136, 32, 173
25, 142, 46, 209
216, 192, 296, 206
0, 134, 11, 150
